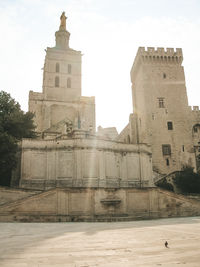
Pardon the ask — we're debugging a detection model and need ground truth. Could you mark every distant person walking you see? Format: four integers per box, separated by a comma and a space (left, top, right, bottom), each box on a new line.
165, 241, 169, 248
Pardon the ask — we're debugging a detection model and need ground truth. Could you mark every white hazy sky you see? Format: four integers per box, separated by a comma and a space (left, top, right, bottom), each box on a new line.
1, 0, 200, 132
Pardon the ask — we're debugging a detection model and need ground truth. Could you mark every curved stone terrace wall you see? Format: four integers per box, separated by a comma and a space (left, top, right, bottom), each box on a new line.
20, 138, 153, 190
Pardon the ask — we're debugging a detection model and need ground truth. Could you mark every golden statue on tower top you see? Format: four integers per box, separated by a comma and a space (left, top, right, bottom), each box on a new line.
59, 12, 67, 30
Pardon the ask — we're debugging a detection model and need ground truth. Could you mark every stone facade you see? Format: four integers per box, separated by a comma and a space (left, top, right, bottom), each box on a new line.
20, 137, 153, 190
119, 47, 200, 175
97, 126, 118, 140
29, 12, 95, 135
4, 12, 200, 222
15, 13, 154, 191
1, 187, 200, 222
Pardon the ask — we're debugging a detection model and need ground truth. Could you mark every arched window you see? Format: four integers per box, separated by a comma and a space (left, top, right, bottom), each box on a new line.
56, 63, 59, 73
67, 78, 71, 88
68, 64, 72, 74
55, 76, 59, 87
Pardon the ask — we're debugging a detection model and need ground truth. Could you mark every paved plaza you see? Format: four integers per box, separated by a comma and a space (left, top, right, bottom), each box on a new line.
0, 217, 200, 266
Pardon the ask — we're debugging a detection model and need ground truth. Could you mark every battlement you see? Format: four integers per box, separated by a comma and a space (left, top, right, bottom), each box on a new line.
29, 91, 44, 101
191, 106, 200, 112
80, 96, 95, 104
135, 46, 183, 65
131, 46, 183, 77
138, 47, 182, 55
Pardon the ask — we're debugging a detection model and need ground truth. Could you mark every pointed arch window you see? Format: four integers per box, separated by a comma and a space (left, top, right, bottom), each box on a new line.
55, 76, 59, 87
56, 63, 60, 73
67, 78, 71, 88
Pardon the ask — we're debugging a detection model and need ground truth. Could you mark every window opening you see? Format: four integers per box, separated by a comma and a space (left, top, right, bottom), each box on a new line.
56, 63, 59, 73
55, 76, 59, 87
167, 121, 173, 130
68, 64, 72, 74
67, 78, 71, 88
163, 73, 166, 79
194, 127, 198, 133
162, 144, 171, 156
166, 158, 169, 166
182, 145, 184, 152
158, 98, 165, 108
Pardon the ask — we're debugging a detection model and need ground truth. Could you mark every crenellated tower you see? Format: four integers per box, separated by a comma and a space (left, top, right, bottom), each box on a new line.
130, 47, 196, 174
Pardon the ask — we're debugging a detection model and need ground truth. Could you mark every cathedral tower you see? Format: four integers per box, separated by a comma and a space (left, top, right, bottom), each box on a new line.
29, 12, 95, 134
42, 11, 81, 102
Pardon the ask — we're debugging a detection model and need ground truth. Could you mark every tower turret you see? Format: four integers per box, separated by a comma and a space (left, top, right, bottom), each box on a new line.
55, 12, 70, 49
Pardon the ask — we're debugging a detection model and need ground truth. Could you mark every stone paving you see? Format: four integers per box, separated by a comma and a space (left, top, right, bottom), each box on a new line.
0, 217, 200, 266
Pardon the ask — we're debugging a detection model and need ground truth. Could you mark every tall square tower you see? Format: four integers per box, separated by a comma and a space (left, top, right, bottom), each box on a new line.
29, 12, 95, 134
130, 47, 196, 174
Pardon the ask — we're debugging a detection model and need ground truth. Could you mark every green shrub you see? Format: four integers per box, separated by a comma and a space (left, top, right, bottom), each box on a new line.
174, 166, 200, 194
157, 179, 174, 192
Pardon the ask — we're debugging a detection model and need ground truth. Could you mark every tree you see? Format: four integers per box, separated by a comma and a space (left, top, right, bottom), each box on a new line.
0, 91, 36, 186
174, 166, 200, 194
156, 178, 174, 192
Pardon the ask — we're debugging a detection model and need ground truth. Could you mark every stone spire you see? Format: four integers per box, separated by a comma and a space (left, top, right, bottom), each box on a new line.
55, 11, 70, 49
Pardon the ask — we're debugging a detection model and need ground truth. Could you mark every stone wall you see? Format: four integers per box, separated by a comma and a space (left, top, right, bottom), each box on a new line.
0, 187, 41, 206
29, 92, 95, 134
0, 187, 200, 222
20, 137, 153, 190
129, 47, 196, 174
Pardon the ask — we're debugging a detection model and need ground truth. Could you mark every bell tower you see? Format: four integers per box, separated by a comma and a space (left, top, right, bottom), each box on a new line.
42, 11, 82, 102
29, 12, 95, 134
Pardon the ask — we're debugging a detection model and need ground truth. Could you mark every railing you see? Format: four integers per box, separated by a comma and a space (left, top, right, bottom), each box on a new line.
154, 171, 182, 184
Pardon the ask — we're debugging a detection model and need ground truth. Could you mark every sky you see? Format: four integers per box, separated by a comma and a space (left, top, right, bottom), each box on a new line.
1, 0, 200, 132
